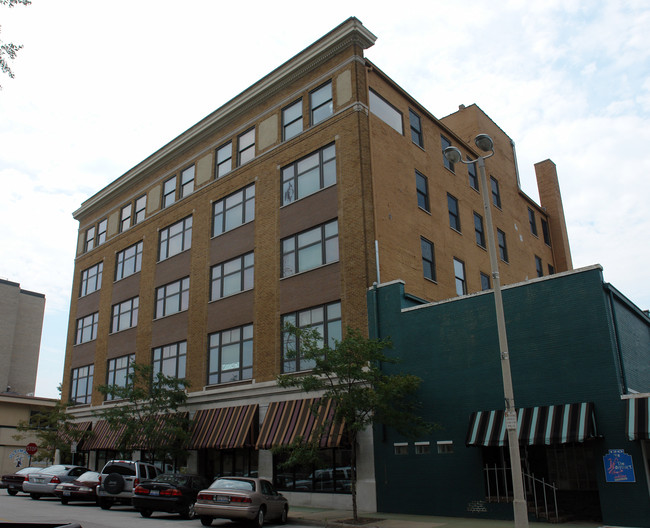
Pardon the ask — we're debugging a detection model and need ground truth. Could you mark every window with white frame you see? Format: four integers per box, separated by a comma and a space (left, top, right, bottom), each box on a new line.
281, 220, 339, 277
437, 441, 454, 454
97, 219, 107, 245
441, 135, 454, 172
238, 128, 255, 165
159, 216, 192, 260
111, 296, 139, 333
152, 341, 186, 380
369, 89, 403, 134
180, 165, 195, 198
282, 99, 303, 141
210, 252, 254, 301
208, 324, 253, 385
281, 143, 336, 205
535, 255, 544, 277
415, 442, 430, 455
155, 277, 189, 319
120, 204, 132, 232
468, 161, 479, 191
310, 81, 333, 125
115, 241, 143, 281
216, 142, 232, 178
84, 226, 96, 252
421, 237, 436, 282
80, 262, 103, 297
497, 229, 508, 262
490, 176, 502, 208
454, 258, 466, 296
106, 354, 134, 400
416, 171, 430, 212
162, 176, 176, 208
474, 212, 485, 248
409, 109, 423, 147
481, 272, 491, 291
76, 312, 99, 344
212, 184, 255, 236
394, 443, 408, 455
70, 365, 93, 404
134, 195, 147, 224
448, 194, 461, 232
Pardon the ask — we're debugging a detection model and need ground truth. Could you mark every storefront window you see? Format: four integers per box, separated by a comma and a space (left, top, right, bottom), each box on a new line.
273, 447, 352, 493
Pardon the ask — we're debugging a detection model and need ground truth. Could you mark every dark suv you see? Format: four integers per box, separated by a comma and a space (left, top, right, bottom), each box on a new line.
97, 460, 160, 509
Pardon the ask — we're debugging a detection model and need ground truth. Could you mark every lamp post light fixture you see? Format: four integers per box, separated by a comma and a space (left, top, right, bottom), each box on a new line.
444, 135, 529, 528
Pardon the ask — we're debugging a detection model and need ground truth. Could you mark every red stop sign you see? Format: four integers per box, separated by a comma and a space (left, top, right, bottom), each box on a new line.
26, 443, 37, 455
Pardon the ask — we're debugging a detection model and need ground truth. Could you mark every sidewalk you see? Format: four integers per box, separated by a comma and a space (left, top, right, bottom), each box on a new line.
289, 506, 607, 528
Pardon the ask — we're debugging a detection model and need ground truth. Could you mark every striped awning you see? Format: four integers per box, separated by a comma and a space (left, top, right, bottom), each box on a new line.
190, 404, 258, 450
83, 420, 125, 451
58, 421, 92, 449
256, 398, 345, 450
625, 397, 650, 440
466, 402, 598, 447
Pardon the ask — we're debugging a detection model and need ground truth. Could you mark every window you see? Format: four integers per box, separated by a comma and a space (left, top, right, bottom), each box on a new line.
448, 194, 461, 232
84, 226, 96, 252
180, 165, 195, 198
437, 441, 454, 454
409, 109, 423, 147
76, 312, 99, 344
111, 297, 139, 333
282, 143, 336, 205
415, 171, 429, 212
210, 252, 254, 301
394, 443, 408, 455
97, 219, 107, 245
152, 341, 186, 379
497, 229, 508, 262
490, 176, 501, 208
548, 264, 555, 275
541, 218, 551, 246
310, 81, 333, 125
80, 262, 103, 297
216, 142, 232, 178
134, 195, 147, 224
369, 89, 403, 134
208, 324, 253, 384
480, 272, 491, 291
155, 277, 190, 318
106, 354, 134, 400
421, 237, 436, 282
212, 184, 255, 236
70, 365, 93, 404
468, 161, 479, 191
238, 128, 255, 165
159, 216, 192, 260
282, 301, 341, 373
474, 212, 485, 248
120, 204, 132, 232
454, 258, 466, 296
162, 176, 176, 208
115, 241, 143, 280
441, 135, 454, 172
528, 208, 538, 236
415, 442, 430, 455
282, 99, 303, 141
535, 256, 543, 277
281, 220, 339, 277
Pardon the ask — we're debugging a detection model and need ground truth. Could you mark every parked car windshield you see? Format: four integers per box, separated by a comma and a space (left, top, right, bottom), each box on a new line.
210, 478, 255, 491
77, 471, 100, 482
41, 465, 70, 475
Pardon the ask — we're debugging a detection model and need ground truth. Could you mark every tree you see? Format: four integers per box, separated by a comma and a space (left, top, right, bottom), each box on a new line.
95, 363, 191, 465
277, 326, 431, 523
0, 0, 30, 87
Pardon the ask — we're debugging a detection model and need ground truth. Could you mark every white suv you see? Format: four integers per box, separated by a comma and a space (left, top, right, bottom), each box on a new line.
97, 460, 160, 509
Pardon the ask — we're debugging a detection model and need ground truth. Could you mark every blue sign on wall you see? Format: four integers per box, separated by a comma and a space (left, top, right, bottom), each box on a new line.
603, 449, 636, 483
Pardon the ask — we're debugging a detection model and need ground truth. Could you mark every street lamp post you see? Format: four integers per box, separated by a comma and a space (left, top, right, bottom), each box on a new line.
445, 135, 529, 528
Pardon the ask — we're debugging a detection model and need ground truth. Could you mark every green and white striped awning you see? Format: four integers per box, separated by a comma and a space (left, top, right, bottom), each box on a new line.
625, 397, 650, 441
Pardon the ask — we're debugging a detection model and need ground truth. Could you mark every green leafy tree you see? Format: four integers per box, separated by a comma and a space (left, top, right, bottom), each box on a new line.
0, 0, 31, 87
277, 326, 431, 523
95, 363, 190, 464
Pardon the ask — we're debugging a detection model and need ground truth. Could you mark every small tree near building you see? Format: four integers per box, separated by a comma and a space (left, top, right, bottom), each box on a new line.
277, 326, 431, 524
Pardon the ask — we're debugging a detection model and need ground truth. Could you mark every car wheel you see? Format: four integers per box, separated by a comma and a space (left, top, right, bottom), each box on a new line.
252, 506, 265, 528
199, 516, 213, 526
99, 498, 112, 510
103, 472, 125, 494
30, 493, 41, 500
7, 489, 18, 496
279, 505, 288, 524
139, 509, 153, 518
60, 497, 69, 505
180, 502, 196, 520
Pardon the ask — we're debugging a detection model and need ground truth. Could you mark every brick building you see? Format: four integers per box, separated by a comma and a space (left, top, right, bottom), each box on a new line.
62, 18, 573, 510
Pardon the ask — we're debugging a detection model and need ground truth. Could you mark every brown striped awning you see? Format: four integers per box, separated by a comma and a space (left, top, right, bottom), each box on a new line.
625, 397, 650, 440
190, 405, 258, 450
133, 412, 190, 449
83, 420, 126, 451
466, 402, 598, 447
58, 421, 92, 449
256, 398, 345, 450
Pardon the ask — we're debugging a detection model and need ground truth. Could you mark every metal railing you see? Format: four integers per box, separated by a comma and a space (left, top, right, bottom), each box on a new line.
484, 465, 559, 521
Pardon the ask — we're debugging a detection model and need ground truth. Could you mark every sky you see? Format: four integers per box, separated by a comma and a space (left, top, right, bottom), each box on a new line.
1, 1, 648, 399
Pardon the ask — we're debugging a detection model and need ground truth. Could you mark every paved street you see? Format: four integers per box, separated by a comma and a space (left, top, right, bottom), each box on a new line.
0, 492, 316, 528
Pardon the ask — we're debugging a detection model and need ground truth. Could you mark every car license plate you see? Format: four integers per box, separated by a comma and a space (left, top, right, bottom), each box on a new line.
63, 491, 71, 496
216, 495, 229, 503
150, 490, 159, 496
33, 478, 43, 483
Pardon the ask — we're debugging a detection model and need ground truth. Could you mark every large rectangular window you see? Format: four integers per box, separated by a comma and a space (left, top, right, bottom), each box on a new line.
454, 258, 466, 296
162, 176, 177, 208
208, 324, 253, 385
441, 135, 454, 172
409, 109, 423, 147
212, 184, 255, 236
282, 143, 336, 205
106, 354, 134, 401
180, 165, 195, 198
282, 301, 341, 373
490, 176, 502, 208
70, 365, 93, 405
111, 297, 139, 333
541, 218, 551, 246
474, 212, 485, 248
528, 208, 538, 236
282, 99, 303, 141
468, 161, 479, 191
421, 237, 436, 282
115, 241, 143, 281
120, 204, 132, 233
155, 277, 190, 318
535, 256, 544, 277
448, 194, 461, 232
76, 312, 99, 344
310, 81, 333, 125
159, 216, 192, 260
415, 171, 429, 212
369, 89, 403, 134
497, 229, 508, 262
84, 226, 96, 252
134, 195, 147, 225
210, 252, 254, 301
238, 128, 255, 165
80, 262, 103, 297
281, 220, 339, 277
152, 341, 186, 380
97, 219, 107, 245
216, 142, 233, 178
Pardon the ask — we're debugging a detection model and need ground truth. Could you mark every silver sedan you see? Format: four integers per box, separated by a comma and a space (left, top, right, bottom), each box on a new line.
23, 465, 89, 499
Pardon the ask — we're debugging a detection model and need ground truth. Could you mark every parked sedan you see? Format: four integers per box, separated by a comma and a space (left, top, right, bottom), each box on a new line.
23, 465, 89, 499
133, 473, 210, 519
53, 471, 100, 504
195, 477, 288, 527
1, 467, 44, 495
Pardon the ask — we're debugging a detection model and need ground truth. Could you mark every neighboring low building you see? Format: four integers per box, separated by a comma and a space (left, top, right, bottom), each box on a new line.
368, 265, 650, 527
